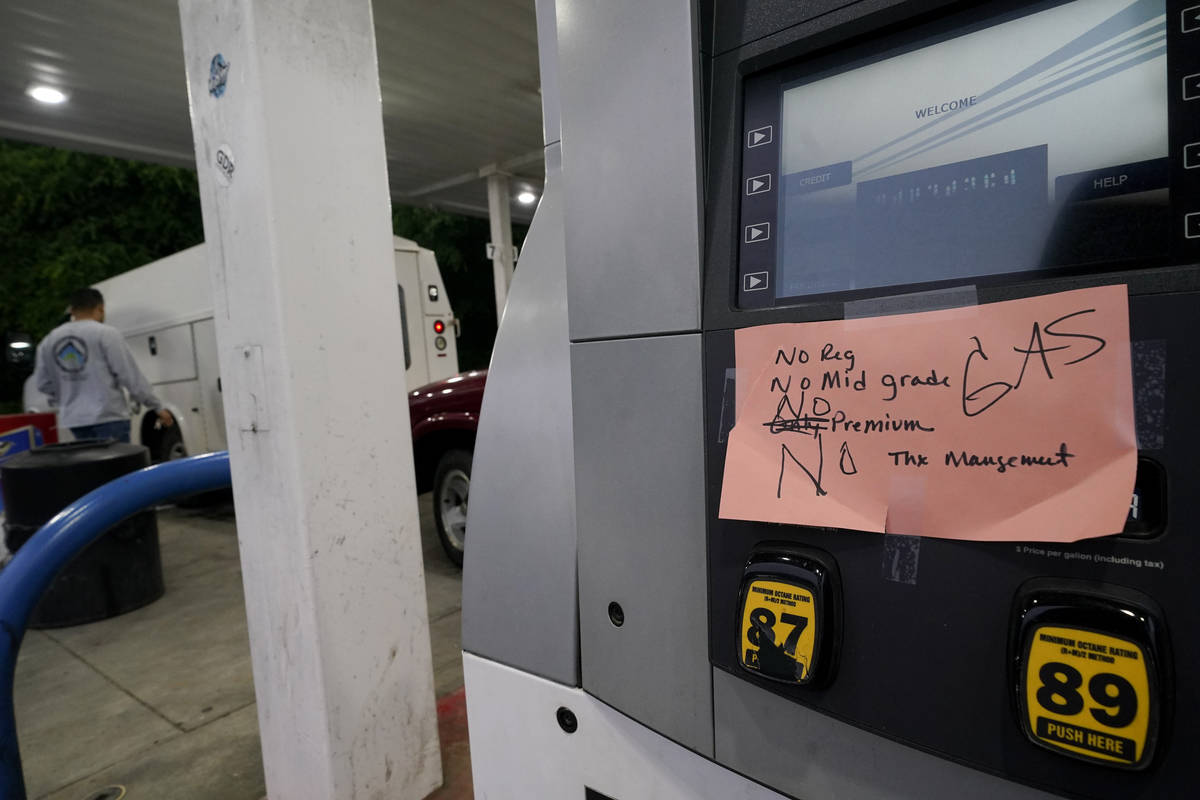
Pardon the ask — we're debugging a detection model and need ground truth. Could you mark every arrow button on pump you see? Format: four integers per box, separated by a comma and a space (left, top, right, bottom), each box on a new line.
1183, 5, 1200, 33
745, 223, 771, 243
1184, 73, 1200, 101
746, 174, 772, 195
747, 126, 773, 148
1185, 142, 1200, 170
744, 271, 769, 292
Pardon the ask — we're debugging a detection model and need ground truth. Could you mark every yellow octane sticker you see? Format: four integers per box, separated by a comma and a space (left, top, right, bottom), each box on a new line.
739, 578, 817, 683
1024, 625, 1152, 766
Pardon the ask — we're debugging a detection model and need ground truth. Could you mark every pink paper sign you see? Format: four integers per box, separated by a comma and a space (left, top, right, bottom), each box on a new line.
719, 285, 1136, 542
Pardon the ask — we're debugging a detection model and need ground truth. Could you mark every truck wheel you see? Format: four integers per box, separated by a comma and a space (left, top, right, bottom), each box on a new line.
433, 448, 472, 567
142, 412, 187, 463
156, 422, 187, 462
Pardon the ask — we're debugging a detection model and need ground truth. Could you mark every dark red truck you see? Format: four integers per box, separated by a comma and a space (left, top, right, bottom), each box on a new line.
407, 368, 487, 566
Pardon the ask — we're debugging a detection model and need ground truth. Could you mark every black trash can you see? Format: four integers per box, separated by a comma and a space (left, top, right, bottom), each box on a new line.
0, 439, 164, 628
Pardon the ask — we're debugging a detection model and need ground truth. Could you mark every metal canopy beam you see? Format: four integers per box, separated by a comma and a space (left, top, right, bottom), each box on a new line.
403, 149, 545, 199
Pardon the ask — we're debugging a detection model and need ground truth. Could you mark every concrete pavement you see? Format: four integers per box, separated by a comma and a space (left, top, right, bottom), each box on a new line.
12, 493, 468, 799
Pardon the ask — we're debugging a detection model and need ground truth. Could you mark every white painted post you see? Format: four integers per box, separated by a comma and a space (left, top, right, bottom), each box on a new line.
176, 2, 441, 798
486, 172, 515, 320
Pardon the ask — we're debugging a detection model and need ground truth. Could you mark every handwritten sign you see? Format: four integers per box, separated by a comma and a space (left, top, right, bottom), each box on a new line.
719, 285, 1136, 542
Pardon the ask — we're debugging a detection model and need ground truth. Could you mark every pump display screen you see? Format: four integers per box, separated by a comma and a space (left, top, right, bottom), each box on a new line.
738, 0, 1173, 304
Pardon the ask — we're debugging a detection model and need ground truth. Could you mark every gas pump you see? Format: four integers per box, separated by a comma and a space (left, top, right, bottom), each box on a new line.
462, 0, 1199, 797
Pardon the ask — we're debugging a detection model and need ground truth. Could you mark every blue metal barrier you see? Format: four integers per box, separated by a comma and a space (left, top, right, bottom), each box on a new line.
0, 451, 232, 800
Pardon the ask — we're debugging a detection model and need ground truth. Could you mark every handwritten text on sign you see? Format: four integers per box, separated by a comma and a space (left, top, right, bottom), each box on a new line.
718, 286, 1136, 542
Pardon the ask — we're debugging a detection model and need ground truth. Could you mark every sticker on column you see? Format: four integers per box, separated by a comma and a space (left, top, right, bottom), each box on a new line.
209, 54, 230, 98
215, 145, 236, 186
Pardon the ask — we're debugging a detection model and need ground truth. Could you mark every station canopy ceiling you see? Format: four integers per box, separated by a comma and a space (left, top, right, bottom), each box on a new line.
0, 0, 544, 221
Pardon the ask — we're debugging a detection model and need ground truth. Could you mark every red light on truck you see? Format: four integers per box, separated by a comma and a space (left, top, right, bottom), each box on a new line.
433, 320, 445, 334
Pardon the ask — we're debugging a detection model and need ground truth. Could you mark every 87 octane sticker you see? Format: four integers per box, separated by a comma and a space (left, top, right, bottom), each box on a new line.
739, 578, 817, 684
1023, 625, 1154, 768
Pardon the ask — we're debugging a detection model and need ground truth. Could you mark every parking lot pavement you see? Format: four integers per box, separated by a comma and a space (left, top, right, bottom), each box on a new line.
13, 492, 466, 799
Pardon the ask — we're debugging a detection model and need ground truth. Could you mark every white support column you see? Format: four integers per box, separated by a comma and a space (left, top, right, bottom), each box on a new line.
486, 172, 515, 320
176, 2, 441, 798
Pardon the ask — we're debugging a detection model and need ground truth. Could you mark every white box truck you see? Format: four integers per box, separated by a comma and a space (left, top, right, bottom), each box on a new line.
25, 236, 459, 460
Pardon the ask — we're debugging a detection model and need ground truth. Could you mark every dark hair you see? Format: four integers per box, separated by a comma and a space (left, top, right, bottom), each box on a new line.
68, 288, 104, 312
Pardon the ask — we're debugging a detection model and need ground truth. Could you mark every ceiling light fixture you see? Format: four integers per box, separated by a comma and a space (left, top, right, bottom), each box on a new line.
28, 85, 67, 104
516, 190, 538, 205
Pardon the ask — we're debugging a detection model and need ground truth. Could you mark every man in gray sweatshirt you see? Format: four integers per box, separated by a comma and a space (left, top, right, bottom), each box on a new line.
33, 288, 174, 443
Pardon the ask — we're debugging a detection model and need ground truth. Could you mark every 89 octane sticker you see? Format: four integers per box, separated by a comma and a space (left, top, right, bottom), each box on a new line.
1022, 625, 1154, 768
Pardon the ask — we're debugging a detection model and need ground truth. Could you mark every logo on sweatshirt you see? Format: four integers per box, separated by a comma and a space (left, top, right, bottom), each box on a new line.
54, 336, 88, 373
